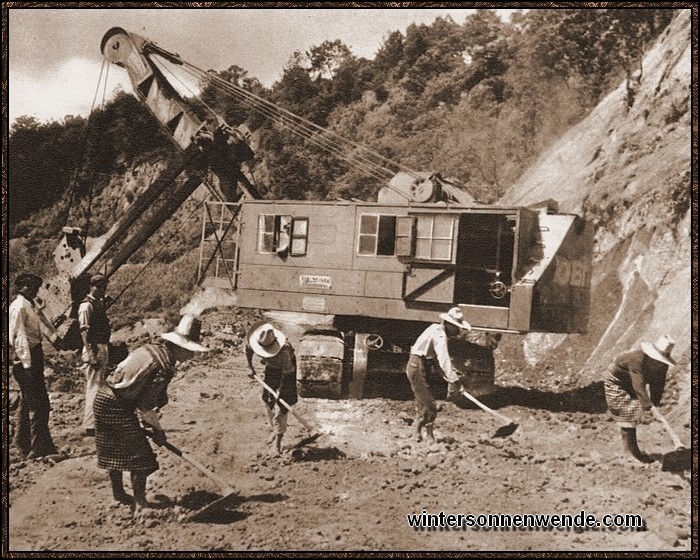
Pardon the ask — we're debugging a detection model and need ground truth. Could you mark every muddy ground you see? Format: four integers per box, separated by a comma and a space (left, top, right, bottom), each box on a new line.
6, 308, 693, 553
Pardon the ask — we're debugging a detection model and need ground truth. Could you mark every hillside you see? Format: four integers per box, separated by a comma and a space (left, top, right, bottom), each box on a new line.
500, 9, 692, 425
6, 9, 694, 554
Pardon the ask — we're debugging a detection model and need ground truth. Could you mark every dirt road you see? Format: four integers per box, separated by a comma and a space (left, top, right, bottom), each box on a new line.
6, 311, 692, 552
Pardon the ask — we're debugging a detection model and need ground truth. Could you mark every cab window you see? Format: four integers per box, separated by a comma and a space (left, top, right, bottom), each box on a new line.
414, 215, 455, 261
358, 214, 397, 256
258, 214, 308, 256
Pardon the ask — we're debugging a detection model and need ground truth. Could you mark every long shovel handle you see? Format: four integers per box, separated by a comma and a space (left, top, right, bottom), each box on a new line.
459, 386, 516, 425
651, 407, 685, 449
144, 430, 235, 495
252, 374, 316, 433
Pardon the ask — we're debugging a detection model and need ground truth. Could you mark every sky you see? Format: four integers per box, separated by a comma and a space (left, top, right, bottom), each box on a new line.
8, 7, 515, 124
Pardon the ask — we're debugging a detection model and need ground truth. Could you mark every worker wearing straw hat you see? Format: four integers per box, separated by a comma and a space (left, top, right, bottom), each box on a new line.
94, 315, 208, 511
604, 335, 676, 463
406, 307, 471, 443
246, 321, 298, 455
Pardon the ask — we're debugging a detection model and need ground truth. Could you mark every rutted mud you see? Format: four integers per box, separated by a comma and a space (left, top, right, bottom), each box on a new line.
7, 309, 692, 552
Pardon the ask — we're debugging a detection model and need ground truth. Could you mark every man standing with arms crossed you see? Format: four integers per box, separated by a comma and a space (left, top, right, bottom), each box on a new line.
9, 273, 61, 459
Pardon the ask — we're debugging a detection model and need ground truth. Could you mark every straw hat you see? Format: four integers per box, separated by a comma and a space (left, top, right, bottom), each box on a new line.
248, 322, 286, 358
641, 335, 676, 367
439, 307, 471, 330
161, 315, 209, 353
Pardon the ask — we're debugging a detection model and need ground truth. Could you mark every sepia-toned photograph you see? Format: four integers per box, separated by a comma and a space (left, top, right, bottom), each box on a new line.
5, 4, 695, 554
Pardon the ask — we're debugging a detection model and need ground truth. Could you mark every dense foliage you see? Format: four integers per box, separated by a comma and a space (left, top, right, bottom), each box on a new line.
10, 93, 172, 233
10, 8, 675, 242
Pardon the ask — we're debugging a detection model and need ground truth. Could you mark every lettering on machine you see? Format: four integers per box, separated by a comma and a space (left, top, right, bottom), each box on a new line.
300, 275, 332, 289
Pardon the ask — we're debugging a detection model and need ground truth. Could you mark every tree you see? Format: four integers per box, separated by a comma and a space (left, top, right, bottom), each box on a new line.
604, 9, 675, 108
463, 9, 504, 55
9, 115, 87, 227
10, 115, 41, 135
460, 9, 513, 97
398, 18, 466, 97
9, 93, 170, 233
331, 57, 374, 106
308, 40, 353, 81
272, 63, 322, 121
516, 8, 675, 109
199, 65, 268, 129
374, 30, 404, 76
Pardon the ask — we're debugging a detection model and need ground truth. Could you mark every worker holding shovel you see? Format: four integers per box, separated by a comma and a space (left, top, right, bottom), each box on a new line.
94, 315, 209, 512
246, 322, 298, 455
406, 307, 471, 443
604, 335, 676, 464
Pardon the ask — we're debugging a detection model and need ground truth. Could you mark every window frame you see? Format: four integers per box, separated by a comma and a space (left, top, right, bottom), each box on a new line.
357, 213, 400, 257
290, 217, 309, 256
257, 214, 278, 254
395, 216, 415, 257
257, 213, 309, 257
412, 214, 456, 262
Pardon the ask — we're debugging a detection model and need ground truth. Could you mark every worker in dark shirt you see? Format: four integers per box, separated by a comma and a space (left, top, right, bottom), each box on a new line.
604, 335, 676, 463
246, 321, 297, 455
78, 273, 112, 435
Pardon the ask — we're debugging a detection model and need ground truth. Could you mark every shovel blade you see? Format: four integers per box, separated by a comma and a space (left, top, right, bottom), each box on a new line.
291, 432, 322, 449
661, 447, 691, 472
493, 423, 519, 438
186, 492, 241, 523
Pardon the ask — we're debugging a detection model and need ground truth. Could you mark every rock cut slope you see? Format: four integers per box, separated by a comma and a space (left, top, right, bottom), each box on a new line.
500, 9, 692, 425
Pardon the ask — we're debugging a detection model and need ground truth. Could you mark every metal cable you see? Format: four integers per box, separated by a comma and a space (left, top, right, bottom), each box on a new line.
167, 59, 414, 199
198, 65, 419, 178
60, 59, 108, 231
85, 62, 111, 239
196, 68, 413, 199
199, 68, 401, 181
107, 193, 212, 307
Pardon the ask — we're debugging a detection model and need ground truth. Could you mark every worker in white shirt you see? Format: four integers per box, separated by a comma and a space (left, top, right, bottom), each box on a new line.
9, 273, 60, 459
406, 307, 471, 442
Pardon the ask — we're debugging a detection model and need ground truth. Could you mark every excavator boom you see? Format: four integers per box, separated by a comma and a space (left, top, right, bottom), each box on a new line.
38, 27, 261, 333
101, 27, 200, 152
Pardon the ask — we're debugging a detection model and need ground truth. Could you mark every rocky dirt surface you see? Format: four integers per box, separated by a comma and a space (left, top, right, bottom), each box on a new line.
6, 308, 692, 553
